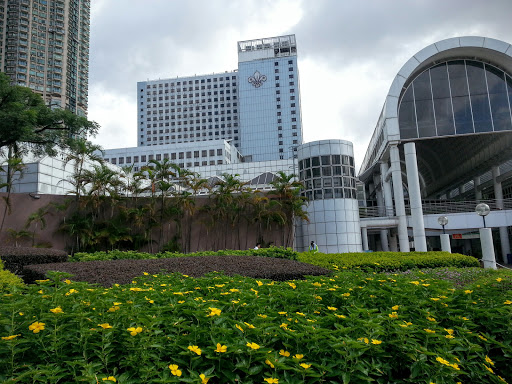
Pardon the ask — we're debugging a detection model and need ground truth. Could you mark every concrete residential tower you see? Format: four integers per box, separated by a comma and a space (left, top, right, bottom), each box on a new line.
0, 0, 91, 116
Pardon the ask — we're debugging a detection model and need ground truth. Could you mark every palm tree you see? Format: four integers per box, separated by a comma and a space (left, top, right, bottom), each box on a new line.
269, 171, 309, 248
25, 206, 51, 246
63, 138, 104, 201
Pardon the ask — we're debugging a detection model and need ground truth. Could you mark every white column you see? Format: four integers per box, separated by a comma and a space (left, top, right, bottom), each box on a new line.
389, 230, 398, 252
404, 142, 427, 252
380, 162, 394, 216
492, 166, 511, 263
361, 226, 369, 251
480, 228, 497, 269
474, 176, 482, 200
440, 234, 451, 253
389, 144, 410, 252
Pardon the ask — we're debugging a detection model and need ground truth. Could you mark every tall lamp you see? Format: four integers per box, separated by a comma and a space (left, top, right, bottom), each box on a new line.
476, 203, 496, 269
438, 216, 451, 253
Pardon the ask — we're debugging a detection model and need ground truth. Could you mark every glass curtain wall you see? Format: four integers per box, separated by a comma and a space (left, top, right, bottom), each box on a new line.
398, 60, 512, 139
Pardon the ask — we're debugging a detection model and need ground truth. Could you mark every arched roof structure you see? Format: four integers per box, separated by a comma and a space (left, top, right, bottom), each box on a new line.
359, 37, 512, 198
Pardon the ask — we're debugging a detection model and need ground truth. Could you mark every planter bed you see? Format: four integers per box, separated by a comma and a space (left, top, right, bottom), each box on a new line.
23, 255, 332, 286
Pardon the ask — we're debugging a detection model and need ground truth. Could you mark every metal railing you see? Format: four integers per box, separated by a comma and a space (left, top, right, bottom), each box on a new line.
359, 198, 512, 218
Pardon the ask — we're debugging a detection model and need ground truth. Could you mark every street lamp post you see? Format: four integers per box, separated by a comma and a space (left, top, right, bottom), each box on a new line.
437, 216, 451, 253
476, 203, 496, 269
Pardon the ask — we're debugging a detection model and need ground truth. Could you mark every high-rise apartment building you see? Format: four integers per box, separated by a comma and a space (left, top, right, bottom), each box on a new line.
0, 0, 90, 117
133, 34, 302, 163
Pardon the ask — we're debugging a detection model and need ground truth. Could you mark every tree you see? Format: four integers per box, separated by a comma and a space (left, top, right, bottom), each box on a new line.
0, 151, 25, 234
269, 171, 309, 248
0, 72, 99, 156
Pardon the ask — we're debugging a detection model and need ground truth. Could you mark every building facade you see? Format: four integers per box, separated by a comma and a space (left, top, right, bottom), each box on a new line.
0, 0, 90, 116
358, 36, 512, 261
124, 34, 302, 166
238, 35, 302, 162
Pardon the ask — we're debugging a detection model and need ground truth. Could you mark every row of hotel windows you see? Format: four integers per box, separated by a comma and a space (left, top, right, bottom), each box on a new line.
106, 149, 225, 165
142, 96, 237, 107
145, 83, 236, 94
146, 76, 237, 88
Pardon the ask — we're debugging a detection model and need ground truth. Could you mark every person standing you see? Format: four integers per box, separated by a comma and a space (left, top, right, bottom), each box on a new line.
309, 241, 319, 253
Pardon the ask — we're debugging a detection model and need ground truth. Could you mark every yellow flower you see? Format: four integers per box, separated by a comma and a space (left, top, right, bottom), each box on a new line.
410, 281, 420, 285
391, 305, 399, 310
445, 335, 455, 339
29, 321, 45, 333
108, 306, 120, 313
294, 354, 304, 359
496, 278, 503, 282
288, 282, 296, 289
430, 297, 440, 301
127, 327, 142, 336
478, 335, 488, 341
464, 290, 473, 294
235, 324, 244, 332
64, 279, 72, 284
357, 337, 369, 344
504, 300, 512, 305
424, 329, 435, 334
436, 356, 449, 366
168, 364, 182, 376
207, 307, 221, 317
280, 323, 288, 329
264, 378, 279, 384
265, 359, 275, 368
296, 312, 305, 316
300, 363, 311, 369
388, 312, 398, 319
278, 311, 287, 315
200, 373, 209, 384
342, 292, 350, 297
188, 345, 202, 355
485, 355, 494, 366
279, 349, 290, 357
327, 306, 337, 311
214, 343, 227, 353
444, 328, 454, 335
247, 342, 260, 350
1, 334, 20, 341
256, 280, 263, 286
50, 306, 63, 314
102, 376, 117, 382
244, 322, 256, 329
484, 364, 494, 374
427, 317, 436, 322
371, 339, 382, 345
98, 323, 113, 329
66, 289, 78, 295
335, 314, 346, 319
257, 314, 267, 319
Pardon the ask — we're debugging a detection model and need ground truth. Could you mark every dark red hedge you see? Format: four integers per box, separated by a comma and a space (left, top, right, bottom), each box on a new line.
23, 256, 332, 286
0, 246, 68, 275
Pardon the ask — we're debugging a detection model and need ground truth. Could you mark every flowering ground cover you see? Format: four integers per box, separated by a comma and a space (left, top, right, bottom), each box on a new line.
1, 269, 511, 383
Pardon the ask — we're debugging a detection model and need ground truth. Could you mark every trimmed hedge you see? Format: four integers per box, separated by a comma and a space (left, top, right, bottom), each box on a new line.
69, 246, 298, 262
0, 258, 24, 293
0, 247, 68, 275
297, 251, 480, 272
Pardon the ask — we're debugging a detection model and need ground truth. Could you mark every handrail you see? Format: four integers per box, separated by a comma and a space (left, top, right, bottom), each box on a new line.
359, 198, 512, 218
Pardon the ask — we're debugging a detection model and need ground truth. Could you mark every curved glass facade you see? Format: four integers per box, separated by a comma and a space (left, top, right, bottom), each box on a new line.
399, 60, 512, 140
299, 154, 357, 200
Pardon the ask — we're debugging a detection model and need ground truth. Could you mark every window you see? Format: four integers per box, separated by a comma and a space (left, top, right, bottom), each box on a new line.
217, 149, 222, 156
141, 155, 146, 162
156, 154, 161, 161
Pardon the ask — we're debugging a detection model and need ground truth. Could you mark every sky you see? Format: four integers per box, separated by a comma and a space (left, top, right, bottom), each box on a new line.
87, 0, 512, 171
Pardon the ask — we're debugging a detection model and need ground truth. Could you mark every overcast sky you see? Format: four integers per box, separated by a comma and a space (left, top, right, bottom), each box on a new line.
87, 0, 512, 170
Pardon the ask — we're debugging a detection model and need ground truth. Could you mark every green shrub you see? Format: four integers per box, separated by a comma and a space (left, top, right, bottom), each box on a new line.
71, 246, 298, 262
0, 258, 24, 293
297, 251, 480, 272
